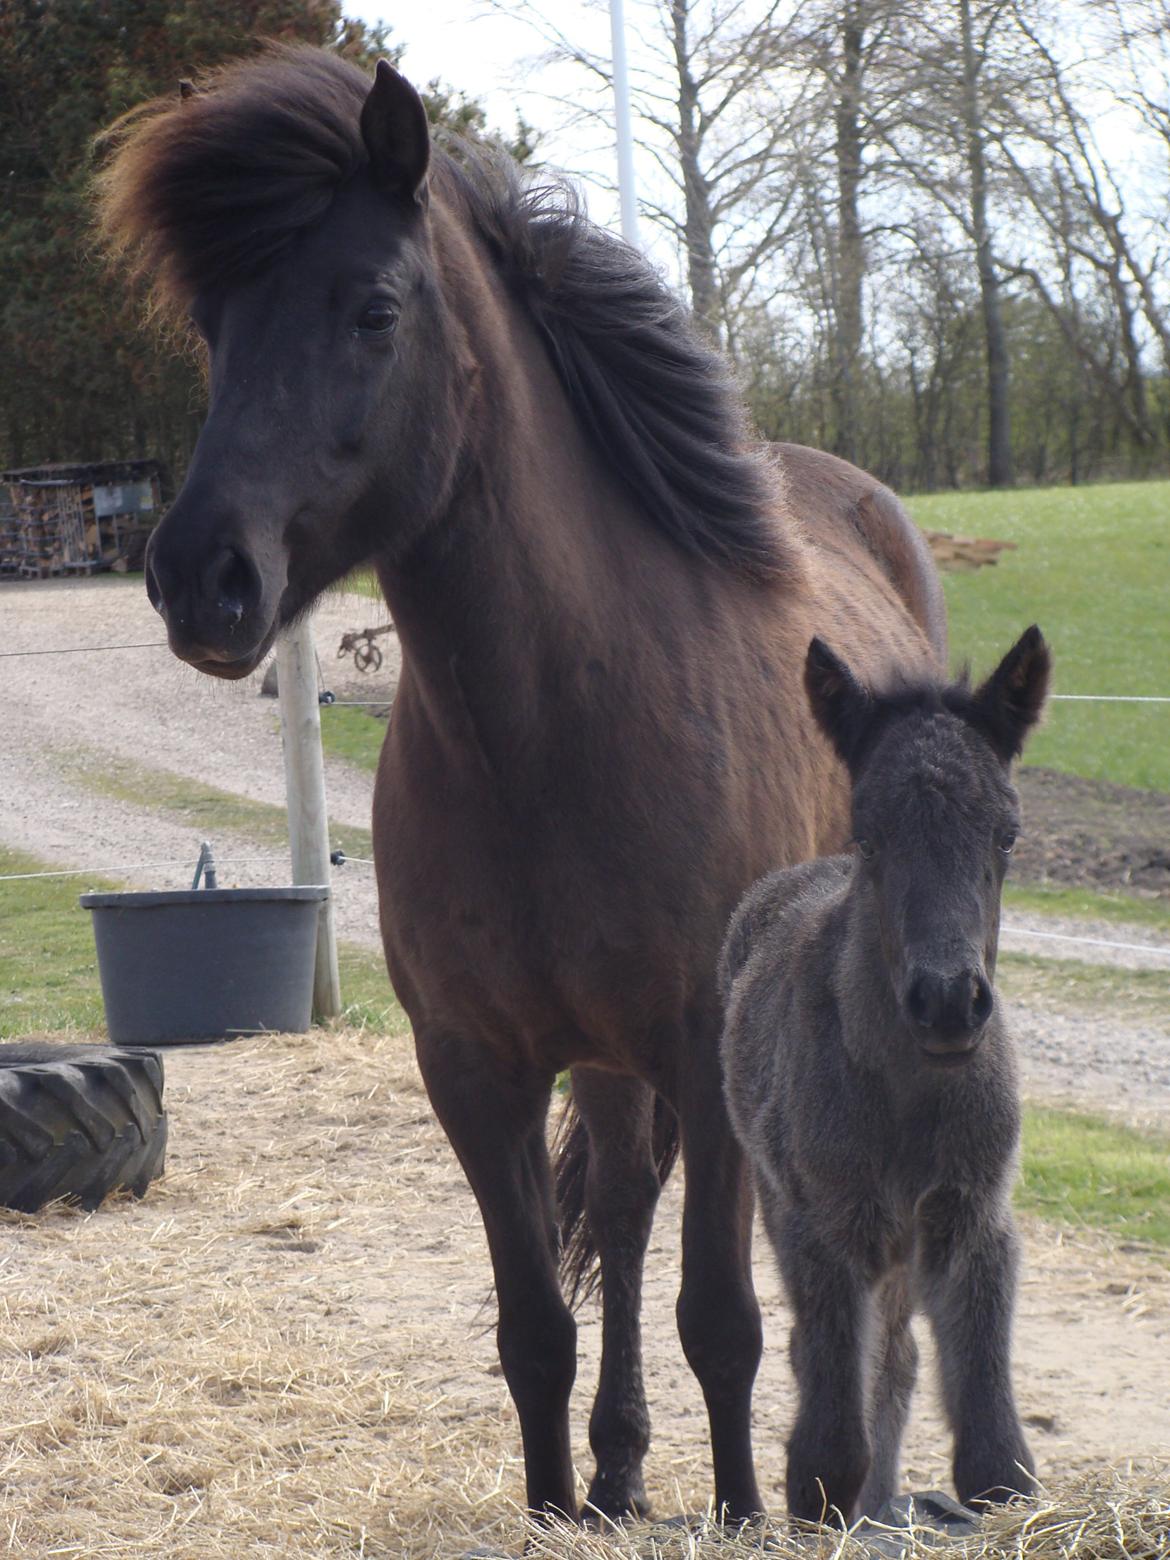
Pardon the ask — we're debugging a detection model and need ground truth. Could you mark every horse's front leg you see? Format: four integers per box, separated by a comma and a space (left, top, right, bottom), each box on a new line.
415, 1029, 578, 1519
675, 1031, 764, 1521
764, 1194, 872, 1525
918, 1192, 1035, 1508
567, 1067, 663, 1524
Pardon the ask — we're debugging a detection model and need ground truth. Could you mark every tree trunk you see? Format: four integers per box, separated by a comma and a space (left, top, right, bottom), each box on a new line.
831, 1, 865, 464
959, 0, 1012, 486
670, 0, 721, 340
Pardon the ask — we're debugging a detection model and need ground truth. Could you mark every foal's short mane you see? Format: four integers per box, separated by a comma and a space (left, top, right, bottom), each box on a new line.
95, 45, 788, 581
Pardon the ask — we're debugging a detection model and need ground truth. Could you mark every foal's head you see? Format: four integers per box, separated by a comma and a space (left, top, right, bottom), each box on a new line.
806, 628, 1050, 1063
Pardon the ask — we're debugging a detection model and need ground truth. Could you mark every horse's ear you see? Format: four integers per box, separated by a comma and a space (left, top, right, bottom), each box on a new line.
968, 625, 1051, 764
805, 637, 872, 771
361, 60, 430, 203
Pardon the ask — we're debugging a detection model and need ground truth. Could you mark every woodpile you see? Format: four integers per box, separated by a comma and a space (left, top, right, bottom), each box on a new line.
923, 528, 1018, 572
0, 460, 160, 578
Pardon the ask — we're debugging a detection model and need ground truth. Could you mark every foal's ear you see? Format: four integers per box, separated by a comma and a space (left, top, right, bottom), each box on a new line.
361, 60, 430, 203
968, 625, 1051, 764
805, 637, 872, 770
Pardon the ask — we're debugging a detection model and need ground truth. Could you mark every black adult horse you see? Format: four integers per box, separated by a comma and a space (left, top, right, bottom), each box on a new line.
98, 47, 946, 1526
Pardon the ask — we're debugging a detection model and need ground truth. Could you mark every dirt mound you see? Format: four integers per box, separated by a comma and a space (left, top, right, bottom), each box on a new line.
1014, 768, 1170, 900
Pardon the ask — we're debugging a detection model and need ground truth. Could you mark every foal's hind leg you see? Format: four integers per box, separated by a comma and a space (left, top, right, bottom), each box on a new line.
918, 1195, 1035, 1509
675, 1025, 764, 1521
569, 1068, 662, 1523
414, 1029, 578, 1519
857, 1269, 918, 1517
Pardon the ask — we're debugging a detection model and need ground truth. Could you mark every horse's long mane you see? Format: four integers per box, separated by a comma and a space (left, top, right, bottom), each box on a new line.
95, 45, 788, 580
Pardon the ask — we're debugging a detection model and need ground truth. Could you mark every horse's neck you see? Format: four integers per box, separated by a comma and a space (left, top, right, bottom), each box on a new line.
375, 276, 658, 771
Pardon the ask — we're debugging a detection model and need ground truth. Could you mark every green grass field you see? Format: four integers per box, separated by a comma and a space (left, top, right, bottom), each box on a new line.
346, 483, 1170, 791
1018, 1107, 1170, 1248
907, 482, 1170, 793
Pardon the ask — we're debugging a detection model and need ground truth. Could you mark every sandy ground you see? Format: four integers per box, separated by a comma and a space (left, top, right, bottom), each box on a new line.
0, 1031, 1166, 1558
2, 577, 1170, 1553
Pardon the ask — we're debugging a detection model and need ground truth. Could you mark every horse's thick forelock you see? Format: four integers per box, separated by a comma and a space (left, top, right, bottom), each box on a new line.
96, 45, 790, 580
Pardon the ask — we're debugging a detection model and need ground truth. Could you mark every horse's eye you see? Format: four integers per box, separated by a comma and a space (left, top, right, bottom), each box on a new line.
854, 838, 876, 860
998, 831, 1017, 855
357, 302, 399, 337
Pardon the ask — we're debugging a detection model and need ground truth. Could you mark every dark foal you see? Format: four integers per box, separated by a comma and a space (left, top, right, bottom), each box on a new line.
720, 627, 1050, 1525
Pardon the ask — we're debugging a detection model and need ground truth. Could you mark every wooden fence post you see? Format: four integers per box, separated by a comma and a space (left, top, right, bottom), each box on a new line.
276, 615, 342, 1020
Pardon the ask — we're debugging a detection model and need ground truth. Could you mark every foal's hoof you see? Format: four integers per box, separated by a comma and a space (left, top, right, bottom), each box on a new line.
647, 1513, 779, 1550
852, 1491, 982, 1557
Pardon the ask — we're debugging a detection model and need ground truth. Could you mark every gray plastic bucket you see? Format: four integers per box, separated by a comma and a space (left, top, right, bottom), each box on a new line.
80, 886, 330, 1045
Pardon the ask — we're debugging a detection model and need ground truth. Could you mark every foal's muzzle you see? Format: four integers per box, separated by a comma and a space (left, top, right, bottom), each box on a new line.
904, 967, 994, 1060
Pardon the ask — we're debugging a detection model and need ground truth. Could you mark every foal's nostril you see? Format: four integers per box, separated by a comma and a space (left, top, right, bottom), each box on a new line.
906, 974, 936, 1030
970, 973, 994, 1027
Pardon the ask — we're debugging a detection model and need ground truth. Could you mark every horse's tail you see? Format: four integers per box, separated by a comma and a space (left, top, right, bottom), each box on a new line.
553, 1087, 681, 1308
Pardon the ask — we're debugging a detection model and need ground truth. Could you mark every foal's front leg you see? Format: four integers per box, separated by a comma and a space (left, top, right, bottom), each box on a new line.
857, 1268, 917, 1517
918, 1193, 1035, 1508
415, 1029, 578, 1519
765, 1194, 872, 1525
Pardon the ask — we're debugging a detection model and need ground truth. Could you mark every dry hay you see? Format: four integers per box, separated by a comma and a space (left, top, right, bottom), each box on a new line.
0, 1027, 1165, 1558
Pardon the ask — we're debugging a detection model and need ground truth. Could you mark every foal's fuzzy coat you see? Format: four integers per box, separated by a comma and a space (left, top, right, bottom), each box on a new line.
720, 628, 1050, 1524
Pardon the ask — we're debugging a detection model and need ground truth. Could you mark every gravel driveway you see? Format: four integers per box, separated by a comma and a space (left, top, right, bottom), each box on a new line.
3, 576, 1168, 1120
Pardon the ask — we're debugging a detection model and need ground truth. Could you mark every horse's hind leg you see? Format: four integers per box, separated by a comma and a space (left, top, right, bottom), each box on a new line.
675, 1027, 764, 1521
858, 1269, 917, 1517
568, 1068, 662, 1523
414, 1029, 578, 1520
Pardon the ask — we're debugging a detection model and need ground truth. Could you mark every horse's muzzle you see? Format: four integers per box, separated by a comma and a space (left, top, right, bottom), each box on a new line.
145, 531, 273, 675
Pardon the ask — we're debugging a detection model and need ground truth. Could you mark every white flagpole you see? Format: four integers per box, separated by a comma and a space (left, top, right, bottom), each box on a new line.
609, 0, 641, 246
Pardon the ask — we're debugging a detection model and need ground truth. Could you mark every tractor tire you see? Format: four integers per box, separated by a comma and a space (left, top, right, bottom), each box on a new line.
0, 1044, 167, 1214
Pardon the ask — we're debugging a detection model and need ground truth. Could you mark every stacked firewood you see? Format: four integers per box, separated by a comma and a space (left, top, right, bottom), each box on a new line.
0, 461, 160, 578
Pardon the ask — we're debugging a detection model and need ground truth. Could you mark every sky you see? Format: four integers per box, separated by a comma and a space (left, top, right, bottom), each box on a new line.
350, 1, 642, 241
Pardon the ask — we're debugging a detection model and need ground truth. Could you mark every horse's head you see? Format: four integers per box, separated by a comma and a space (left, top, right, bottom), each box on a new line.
806, 628, 1050, 1063
100, 53, 468, 676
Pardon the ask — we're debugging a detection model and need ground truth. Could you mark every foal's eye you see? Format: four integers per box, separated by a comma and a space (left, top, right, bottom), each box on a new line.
356, 301, 399, 337
998, 831, 1018, 855
854, 838, 876, 860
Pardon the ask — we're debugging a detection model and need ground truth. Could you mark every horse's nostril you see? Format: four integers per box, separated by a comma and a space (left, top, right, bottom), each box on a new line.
210, 547, 261, 631
144, 554, 165, 617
